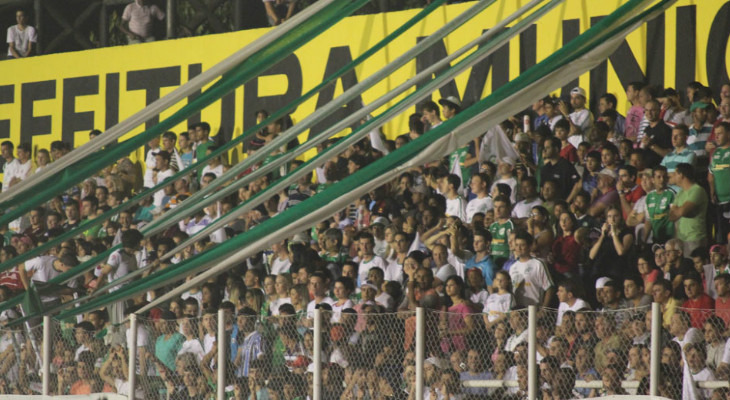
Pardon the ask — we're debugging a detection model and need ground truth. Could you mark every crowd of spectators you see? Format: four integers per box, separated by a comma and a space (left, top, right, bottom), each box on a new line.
2, 66, 730, 398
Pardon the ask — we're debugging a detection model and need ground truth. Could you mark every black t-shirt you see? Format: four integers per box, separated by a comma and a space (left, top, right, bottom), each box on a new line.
540, 158, 580, 199
643, 121, 673, 168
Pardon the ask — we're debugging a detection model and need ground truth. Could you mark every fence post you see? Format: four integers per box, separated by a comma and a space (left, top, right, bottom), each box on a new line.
166, 0, 176, 39
528, 306, 537, 400
128, 313, 137, 400
99, 0, 108, 47
42, 315, 50, 396
217, 308, 226, 400
313, 308, 322, 400
233, 0, 243, 30
34, 0, 42, 54
416, 307, 424, 400
650, 302, 661, 396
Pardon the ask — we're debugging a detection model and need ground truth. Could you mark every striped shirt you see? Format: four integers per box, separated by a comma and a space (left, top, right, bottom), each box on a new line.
661, 147, 696, 173
687, 123, 713, 157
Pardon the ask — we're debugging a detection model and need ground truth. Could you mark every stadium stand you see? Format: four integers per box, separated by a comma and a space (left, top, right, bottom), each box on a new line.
1, 0, 730, 399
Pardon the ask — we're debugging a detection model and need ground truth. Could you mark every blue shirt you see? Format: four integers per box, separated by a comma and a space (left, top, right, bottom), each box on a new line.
466, 254, 497, 286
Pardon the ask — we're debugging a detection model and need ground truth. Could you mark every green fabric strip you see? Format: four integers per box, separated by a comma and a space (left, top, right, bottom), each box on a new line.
34, 0, 661, 324
0, 0, 370, 226
0, 0, 402, 273
0, 0, 447, 311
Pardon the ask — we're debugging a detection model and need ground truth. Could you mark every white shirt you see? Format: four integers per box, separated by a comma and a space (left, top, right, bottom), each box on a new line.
485, 292, 514, 322
465, 196, 492, 223
511, 198, 544, 219
2, 158, 19, 191
445, 196, 467, 221
24, 255, 60, 302
97, 249, 137, 292
270, 256, 291, 275
153, 168, 174, 207
384, 257, 404, 284
673, 327, 703, 350
434, 263, 457, 283
505, 330, 528, 352
556, 299, 589, 325
142, 147, 160, 188
509, 258, 553, 307
356, 255, 388, 286
122, 1, 165, 38
201, 164, 224, 179
6, 24, 37, 56
306, 297, 335, 319
178, 338, 205, 361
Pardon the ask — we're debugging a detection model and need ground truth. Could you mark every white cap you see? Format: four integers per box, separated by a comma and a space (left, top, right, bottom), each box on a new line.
598, 168, 617, 180
570, 87, 586, 98
595, 277, 613, 289
438, 96, 461, 109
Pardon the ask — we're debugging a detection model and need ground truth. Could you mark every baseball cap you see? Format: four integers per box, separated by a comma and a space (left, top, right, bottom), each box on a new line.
690, 101, 711, 112
514, 132, 531, 143
438, 96, 461, 110
361, 280, 378, 291
598, 168, 617, 180
710, 244, 728, 257
371, 216, 389, 226
595, 277, 613, 289
570, 87, 586, 98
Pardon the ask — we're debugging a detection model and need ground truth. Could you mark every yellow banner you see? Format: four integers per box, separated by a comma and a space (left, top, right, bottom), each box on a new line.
0, 0, 727, 162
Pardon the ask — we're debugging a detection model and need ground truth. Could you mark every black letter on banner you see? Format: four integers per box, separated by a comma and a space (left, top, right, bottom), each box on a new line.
20, 80, 55, 145
243, 54, 302, 150
187, 63, 202, 127
645, 14, 665, 87
707, 2, 730, 100
462, 29, 509, 108
126, 66, 181, 128
675, 5, 696, 96
520, 25, 537, 74
0, 85, 13, 139
62, 76, 99, 145
218, 91, 236, 144
105, 74, 120, 144
587, 16, 651, 111
415, 37, 459, 106
309, 46, 362, 140
560, 19, 580, 99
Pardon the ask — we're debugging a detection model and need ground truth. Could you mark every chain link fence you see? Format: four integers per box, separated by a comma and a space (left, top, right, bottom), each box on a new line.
4, 304, 730, 399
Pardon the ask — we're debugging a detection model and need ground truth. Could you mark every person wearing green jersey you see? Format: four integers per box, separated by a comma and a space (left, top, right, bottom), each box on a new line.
488, 195, 514, 267
669, 163, 708, 256
643, 166, 675, 244
708, 122, 730, 243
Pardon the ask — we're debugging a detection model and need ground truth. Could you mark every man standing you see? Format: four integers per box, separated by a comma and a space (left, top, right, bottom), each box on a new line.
1, 141, 18, 192
643, 166, 675, 244
559, 87, 593, 148
661, 124, 696, 179
465, 173, 491, 225
640, 99, 673, 167
509, 231, 554, 308
540, 137, 579, 200
355, 232, 387, 286
709, 122, 730, 243
682, 271, 714, 329
687, 101, 713, 158
420, 101, 442, 131
120, 0, 165, 44
669, 163, 708, 256
6, 9, 36, 58
440, 174, 466, 222
488, 195, 514, 266
152, 151, 174, 208
161, 131, 184, 172
465, 230, 496, 290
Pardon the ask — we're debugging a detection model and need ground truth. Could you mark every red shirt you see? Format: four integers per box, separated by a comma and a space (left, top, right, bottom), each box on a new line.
716, 296, 730, 328
551, 235, 580, 274
683, 294, 715, 329
625, 185, 646, 204
560, 144, 578, 163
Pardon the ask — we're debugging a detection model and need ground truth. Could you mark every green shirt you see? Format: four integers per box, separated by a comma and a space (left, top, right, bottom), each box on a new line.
672, 183, 708, 242
489, 219, 514, 260
449, 146, 471, 186
644, 189, 675, 243
711, 146, 730, 203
